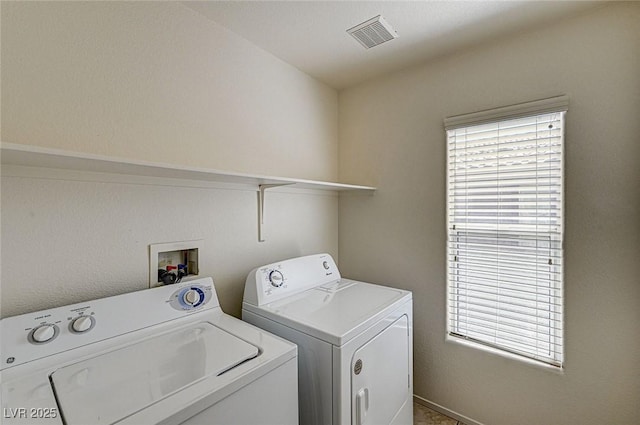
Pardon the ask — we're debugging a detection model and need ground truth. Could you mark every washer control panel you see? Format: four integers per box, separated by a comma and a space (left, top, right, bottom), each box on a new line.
70, 315, 95, 333
1, 277, 220, 370
23, 305, 98, 347
169, 284, 212, 311
28, 324, 60, 344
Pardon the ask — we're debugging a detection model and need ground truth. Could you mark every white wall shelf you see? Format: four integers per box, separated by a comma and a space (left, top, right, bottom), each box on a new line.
1, 143, 376, 242
0, 143, 376, 192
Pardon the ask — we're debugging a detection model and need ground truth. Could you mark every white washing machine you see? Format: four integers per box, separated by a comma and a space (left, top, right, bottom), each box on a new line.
1, 277, 298, 425
242, 253, 413, 425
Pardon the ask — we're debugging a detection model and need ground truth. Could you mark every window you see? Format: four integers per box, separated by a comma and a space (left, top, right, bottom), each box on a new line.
445, 96, 566, 367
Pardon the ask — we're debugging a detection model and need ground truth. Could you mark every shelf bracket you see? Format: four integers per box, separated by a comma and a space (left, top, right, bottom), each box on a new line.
258, 183, 294, 242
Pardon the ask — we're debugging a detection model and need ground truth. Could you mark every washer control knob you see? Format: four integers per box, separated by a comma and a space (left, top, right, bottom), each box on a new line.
183, 289, 201, 306
268, 270, 284, 287
32, 325, 56, 343
71, 316, 93, 333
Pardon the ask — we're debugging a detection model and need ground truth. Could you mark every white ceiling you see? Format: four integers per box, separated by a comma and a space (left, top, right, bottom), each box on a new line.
182, 1, 604, 90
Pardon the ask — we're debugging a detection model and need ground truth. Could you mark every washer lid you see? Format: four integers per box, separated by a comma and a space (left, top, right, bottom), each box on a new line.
50, 322, 258, 425
254, 279, 411, 346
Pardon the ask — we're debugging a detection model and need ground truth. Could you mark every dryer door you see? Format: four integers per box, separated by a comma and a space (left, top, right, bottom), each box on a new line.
351, 315, 410, 425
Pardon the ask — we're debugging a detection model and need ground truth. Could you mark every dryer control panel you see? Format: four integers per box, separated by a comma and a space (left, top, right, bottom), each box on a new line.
0, 278, 219, 370
243, 253, 341, 306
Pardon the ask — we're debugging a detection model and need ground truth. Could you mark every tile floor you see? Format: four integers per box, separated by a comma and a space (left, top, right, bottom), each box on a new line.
414, 402, 462, 425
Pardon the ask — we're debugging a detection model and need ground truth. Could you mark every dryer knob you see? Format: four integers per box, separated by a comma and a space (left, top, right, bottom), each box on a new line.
183, 289, 201, 306
268, 270, 284, 287
32, 325, 56, 343
71, 316, 93, 333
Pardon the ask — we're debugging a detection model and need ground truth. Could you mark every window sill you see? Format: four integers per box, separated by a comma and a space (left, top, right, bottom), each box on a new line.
445, 334, 565, 375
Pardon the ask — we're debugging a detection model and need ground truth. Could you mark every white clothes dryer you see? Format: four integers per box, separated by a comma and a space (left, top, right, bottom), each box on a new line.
242, 253, 413, 425
1, 277, 298, 425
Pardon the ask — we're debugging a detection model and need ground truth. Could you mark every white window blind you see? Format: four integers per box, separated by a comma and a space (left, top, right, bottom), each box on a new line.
445, 96, 566, 367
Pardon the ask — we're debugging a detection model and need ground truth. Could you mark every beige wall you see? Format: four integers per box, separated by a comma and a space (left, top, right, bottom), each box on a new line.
339, 3, 640, 425
1, 1, 338, 181
1, 169, 338, 319
0, 2, 339, 318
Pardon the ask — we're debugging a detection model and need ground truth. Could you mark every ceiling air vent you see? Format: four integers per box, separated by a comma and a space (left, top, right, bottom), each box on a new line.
347, 15, 398, 49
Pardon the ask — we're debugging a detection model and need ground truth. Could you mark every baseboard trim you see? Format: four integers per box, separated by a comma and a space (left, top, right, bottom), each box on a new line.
413, 395, 485, 425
